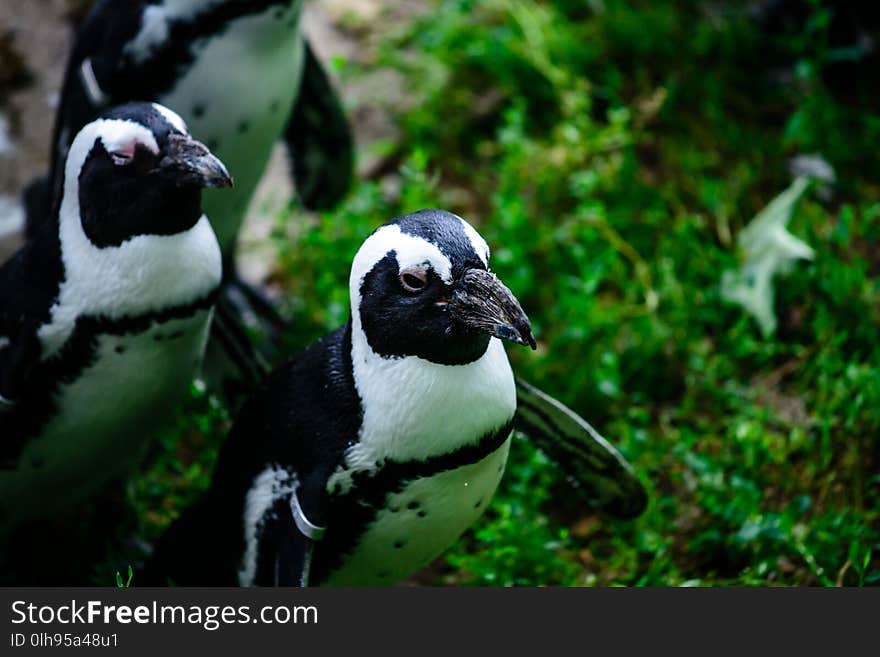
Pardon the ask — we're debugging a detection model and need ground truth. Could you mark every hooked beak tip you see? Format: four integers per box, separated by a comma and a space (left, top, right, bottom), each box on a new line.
204, 165, 233, 189
449, 268, 537, 350
496, 322, 536, 349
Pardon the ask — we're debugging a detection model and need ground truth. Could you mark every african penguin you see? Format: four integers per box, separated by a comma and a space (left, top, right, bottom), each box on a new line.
21, 0, 353, 392
146, 209, 646, 587
0, 101, 230, 533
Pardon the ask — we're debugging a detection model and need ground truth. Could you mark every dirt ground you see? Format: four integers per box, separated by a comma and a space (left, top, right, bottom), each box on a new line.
0, 0, 423, 271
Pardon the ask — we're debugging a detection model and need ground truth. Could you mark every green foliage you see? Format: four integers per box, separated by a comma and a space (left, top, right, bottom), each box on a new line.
118, 0, 877, 587
115, 565, 133, 588
117, 383, 230, 571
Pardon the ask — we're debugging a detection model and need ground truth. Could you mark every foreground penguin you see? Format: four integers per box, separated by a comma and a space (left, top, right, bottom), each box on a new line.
23, 0, 353, 385
147, 209, 646, 586
0, 102, 230, 532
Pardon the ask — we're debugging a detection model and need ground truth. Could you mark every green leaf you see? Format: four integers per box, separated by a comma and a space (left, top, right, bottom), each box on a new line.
720, 177, 814, 336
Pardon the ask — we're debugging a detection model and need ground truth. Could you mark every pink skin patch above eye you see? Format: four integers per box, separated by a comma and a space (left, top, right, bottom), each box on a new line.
109, 138, 158, 165
110, 139, 138, 165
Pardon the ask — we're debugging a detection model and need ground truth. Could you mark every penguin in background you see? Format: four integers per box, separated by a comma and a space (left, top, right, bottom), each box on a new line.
0, 102, 229, 565
22, 0, 354, 393
146, 209, 646, 586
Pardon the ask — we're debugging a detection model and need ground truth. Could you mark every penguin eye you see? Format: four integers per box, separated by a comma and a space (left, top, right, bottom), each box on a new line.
110, 151, 134, 166
399, 266, 428, 293
106, 139, 140, 166
107, 139, 158, 168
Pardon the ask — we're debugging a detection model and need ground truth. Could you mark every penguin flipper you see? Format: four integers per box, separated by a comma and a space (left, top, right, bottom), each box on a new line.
251, 491, 321, 588
205, 287, 273, 409
0, 238, 59, 413
284, 39, 354, 211
514, 378, 648, 519
22, 176, 52, 240
0, 325, 40, 409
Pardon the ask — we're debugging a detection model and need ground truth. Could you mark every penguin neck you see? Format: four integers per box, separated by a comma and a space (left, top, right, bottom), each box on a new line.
37, 193, 222, 358
343, 316, 517, 469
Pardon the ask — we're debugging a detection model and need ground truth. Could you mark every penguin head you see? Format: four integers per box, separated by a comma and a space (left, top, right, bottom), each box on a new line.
350, 209, 536, 365
61, 101, 232, 247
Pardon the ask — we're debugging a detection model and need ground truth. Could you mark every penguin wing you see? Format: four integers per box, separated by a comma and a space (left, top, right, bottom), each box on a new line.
284, 39, 354, 210
0, 325, 40, 410
0, 239, 59, 408
147, 326, 358, 586
22, 176, 52, 241
248, 490, 318, 587
514, 378, 648, 518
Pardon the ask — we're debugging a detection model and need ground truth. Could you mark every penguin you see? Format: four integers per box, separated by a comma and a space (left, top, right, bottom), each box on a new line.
0, 101, 230, 533
25, 0, 641, 533
146, 209, 646, 586
22, 0, 354, 389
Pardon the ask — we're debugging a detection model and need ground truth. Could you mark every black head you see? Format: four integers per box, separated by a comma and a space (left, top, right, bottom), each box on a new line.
65, 102, 232, 247
351, 209, 536, 365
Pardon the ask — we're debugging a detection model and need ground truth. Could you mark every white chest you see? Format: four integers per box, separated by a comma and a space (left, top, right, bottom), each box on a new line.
0, 310, 212, 529
320, 336, 518, 585
334, 338, 518, 485
321, 437, 511, 586
158, 3, 305, 251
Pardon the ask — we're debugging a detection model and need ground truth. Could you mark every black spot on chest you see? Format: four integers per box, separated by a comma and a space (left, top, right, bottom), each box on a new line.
0, 292, 218, 469
311, 420, 514, 584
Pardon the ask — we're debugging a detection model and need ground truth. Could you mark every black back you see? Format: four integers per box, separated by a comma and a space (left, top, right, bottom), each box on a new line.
145, 324, 361, 585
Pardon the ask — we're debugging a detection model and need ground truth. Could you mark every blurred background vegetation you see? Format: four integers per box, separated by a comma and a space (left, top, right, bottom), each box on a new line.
57, 0, 880, 586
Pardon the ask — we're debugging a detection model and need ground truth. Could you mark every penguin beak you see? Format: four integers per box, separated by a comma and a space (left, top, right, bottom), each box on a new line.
155, 133, 233, 189
448, 268, 537, 349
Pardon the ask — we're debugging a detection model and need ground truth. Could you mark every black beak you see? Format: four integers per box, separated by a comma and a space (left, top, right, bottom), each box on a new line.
155, 133, 233, 189
448, 268, 537, 349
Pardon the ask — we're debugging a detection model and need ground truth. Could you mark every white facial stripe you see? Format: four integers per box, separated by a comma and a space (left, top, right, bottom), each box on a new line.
100, 121, 158, 157
458, 216, 491, 267
349, 224, 453, 317
64, 119, 158, 188
152, 103, 188, 135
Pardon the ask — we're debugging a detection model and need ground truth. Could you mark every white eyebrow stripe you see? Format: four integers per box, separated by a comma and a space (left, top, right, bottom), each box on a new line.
59, 119, 159, 190
152, 103, 188, 135
457, 215, 491, 267
350, 224, 452, 288
348, 224, 453, 331
95, 119, 159, 157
